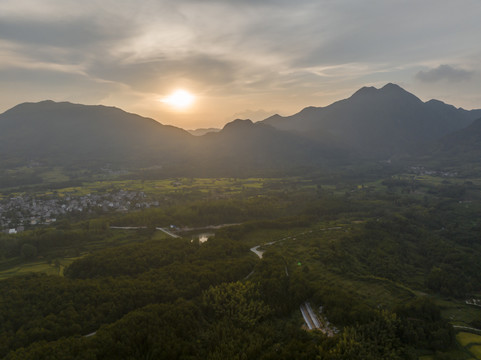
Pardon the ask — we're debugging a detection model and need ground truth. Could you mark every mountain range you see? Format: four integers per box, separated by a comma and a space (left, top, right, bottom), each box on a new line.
262, 83, 481, 158
1, 84, 480, 175
0, 100, 192, 168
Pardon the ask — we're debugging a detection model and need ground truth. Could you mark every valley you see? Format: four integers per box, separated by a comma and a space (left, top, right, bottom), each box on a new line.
3, 0, 481, 357
1, 85, 481, 359
1, 169, 481, 359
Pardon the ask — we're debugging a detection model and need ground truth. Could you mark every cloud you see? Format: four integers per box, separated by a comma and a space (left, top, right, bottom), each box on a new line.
1, 0, 481, 125
86, 54, 242, 95
0, 17, 124, 48
415, 65, 474, 83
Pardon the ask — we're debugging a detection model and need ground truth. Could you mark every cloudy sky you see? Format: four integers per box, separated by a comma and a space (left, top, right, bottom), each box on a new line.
1, 0, 480, 129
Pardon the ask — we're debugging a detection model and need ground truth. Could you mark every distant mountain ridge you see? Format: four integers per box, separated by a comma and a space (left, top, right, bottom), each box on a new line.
0, 101, 339, 175
426, 117, 481, 168
1, 84, 480, 176
0, 100, 193, 167
189, 119, 343, 175
261, 83, 481, 158
187, 128, 220, 136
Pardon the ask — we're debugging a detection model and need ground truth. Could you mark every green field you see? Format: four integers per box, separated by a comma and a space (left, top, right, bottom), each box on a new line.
40, 167, 71, 183
0, 257, 78, 280
38, 177, 274, 197
2, 172, 481, 358
455, 332, 481, 359
0, 228, 165, 280
469, 345, 481, 359
457, 332, 481, 347
436, 297, 481, 327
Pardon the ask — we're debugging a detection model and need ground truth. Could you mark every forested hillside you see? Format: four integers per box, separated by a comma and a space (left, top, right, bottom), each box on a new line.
2, 174, 481, 359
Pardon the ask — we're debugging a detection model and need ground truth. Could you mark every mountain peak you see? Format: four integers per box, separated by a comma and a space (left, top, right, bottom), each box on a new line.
381, 83, 403, 91
351, 83, 408, 98
349, 83, 422, 104
222, 119, 254, 131
352, 86, 378, 97
261, 82, 480, 158
262, 113, 283, 123
426, 99, 445, 105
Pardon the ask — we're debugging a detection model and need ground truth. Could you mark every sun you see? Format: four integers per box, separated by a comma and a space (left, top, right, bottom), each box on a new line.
160, 89, 195, 110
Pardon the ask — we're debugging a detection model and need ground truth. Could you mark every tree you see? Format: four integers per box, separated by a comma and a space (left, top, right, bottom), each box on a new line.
329, 310, 406, 360
20, 243, 37, 260
203, 281, 272, 328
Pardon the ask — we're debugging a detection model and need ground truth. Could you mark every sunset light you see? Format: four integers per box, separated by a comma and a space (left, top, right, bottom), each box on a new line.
160, 89, 195, 110
1, 1, 481, 357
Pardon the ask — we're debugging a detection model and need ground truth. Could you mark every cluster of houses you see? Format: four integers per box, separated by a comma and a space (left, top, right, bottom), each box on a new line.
408, 166, 458, 177
0, 190, 160, 233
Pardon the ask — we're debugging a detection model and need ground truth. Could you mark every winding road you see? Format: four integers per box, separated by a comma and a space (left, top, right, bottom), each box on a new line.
249, 226, 344, 335
300, 302, 320, 330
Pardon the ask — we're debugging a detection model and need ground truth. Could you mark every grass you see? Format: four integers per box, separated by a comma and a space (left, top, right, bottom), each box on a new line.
151, 231, 174, 241
0, 259, 68, 280
40, 167, 70, 183
454, 332, 481, 360
457, 332, 481, 347
469, 345, 481, 359
313, 270, 415, 308
27, 177, 318, 199
419, 342, 478, 360
436, 297, 481, 327
0, 228, 174, 281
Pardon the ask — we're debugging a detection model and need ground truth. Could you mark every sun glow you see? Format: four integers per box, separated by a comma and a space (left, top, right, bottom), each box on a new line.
160, 89, 195, 110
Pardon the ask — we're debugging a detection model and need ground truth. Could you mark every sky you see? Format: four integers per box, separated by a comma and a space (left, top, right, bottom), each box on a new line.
1, 0, 480, 129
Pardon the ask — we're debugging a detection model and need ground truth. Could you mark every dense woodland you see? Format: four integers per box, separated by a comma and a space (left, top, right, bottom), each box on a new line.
1, 171, 481, 359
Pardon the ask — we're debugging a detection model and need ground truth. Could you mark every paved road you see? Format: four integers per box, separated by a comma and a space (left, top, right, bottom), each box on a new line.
249, 226, 344, 260
110, 225, 180, 238
110, 226, 146, 230
453, 325, 481, 333
247, 227, 347, 335
155, 227, 180, 238
250, 245, 265, 259
300, 302, 320, 330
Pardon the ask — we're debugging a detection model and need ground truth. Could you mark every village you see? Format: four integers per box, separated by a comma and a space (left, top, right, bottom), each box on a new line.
0, 190, 160, 233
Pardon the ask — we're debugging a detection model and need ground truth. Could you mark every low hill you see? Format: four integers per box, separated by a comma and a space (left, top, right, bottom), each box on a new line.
187, 128, 220, 136
190, 119, 346, 176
